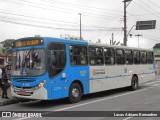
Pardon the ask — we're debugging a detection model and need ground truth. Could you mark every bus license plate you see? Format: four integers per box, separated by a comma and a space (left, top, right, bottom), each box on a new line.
18, 90, 26, 95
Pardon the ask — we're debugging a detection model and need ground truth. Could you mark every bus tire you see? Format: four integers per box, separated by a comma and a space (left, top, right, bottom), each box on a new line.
130, 76, 138, 91
68, 83, 82, 103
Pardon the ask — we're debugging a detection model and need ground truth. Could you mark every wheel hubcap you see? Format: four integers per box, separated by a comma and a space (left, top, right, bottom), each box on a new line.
133, 80, 137, 87
72, 88, 79, 98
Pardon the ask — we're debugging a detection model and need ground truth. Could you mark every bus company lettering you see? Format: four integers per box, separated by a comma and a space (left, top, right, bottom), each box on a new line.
92, 69, 105, 75
80, 70, 87, 76
15, 40, 40, 47
16, 41, 26, 47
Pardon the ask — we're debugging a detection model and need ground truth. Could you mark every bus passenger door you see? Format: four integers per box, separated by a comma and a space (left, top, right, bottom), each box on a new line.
47, 42, 66, 99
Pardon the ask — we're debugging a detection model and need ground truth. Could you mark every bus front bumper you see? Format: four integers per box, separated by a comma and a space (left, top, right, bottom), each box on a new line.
11, 86, 48, 100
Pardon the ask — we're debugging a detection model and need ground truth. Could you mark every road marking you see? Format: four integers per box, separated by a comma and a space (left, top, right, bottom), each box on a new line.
144, 81, 160, 85
14, 86, 156, 120
54, 88, 151, 111
123, 117, 132, 120
152, 84, 159, 86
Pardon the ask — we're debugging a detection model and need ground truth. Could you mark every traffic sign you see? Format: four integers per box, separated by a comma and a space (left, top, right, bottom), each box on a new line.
136, 20, 156, 30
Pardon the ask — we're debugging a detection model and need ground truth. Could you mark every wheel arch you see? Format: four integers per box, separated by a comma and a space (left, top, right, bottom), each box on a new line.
132, 74, 139, 84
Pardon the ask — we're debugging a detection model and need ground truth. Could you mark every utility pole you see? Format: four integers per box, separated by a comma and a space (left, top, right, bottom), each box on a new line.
135, 34, 142, 48
112, 33, 114, 45
110, 33, 114, 45
123, 0, 132, 46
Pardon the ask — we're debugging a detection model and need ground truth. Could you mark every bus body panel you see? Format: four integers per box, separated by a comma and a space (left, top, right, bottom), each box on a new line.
11, 74, 49, 100
11, 86, 48, 100
49, 65, 90, 100
11, 37, 155, 101
50, 41, 90, 99
89, 64, 155, 93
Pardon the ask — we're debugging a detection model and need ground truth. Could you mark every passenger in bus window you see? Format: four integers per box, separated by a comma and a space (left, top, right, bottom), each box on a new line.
70, 49, 74, 65
111, 57, 114, 64
97, 59, 102, 64
51, 51, 57, 69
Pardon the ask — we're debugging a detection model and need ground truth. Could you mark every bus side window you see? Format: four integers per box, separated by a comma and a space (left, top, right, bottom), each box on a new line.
133, 51, 140, 64
104, 48, 115, 65
125, 50, 133, 64
89, 48, 95, 65
89, 47, 104, 66
116, 49, 125, 65
147, 52, 153, 64
140, 51, 147, 64
70, 45, 88, 66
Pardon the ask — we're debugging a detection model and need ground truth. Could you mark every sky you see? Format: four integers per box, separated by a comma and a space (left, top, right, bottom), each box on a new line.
0, 0, 160, 49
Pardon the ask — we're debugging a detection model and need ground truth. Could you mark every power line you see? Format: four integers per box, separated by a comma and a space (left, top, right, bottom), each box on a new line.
129, 32, 160, 42
99, 20, 123, 40
1, 0, 121, 20
135, 34, 142, 48
38, 0, 123, 14
0, 10, 118, 29
143, 36, 160, 42
0, 18, 122, 31
130, 13, 160, 17
23, 0, 123, 14
142, 34, 160, 40
147, 0, 160, 9
133, 0, 160, 19
139, 0, 160, 15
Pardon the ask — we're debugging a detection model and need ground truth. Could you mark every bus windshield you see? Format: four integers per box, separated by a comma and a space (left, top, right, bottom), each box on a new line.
12, 49, 45, 76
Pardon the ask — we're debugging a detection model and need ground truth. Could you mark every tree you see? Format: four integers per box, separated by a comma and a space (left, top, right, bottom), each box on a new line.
34, 35, 41, 37
153, 43, 160, 49
0, 39, 15, 53
61, 34, 84, 41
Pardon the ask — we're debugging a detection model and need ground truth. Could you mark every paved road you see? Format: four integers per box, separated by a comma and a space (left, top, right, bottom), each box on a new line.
1, 78, 160, 120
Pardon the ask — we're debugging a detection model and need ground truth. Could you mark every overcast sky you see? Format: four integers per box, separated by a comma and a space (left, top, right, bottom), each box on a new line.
1, 0, 160, 49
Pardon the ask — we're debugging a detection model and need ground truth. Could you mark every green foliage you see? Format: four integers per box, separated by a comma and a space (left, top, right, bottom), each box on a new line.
62, 34, 84, 41
34, 35, 41, 37
153, 43, 160, 48
0, 39, 15, 53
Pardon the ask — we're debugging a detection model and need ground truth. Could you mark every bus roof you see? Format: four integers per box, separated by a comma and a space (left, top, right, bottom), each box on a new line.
15, 37, 153, 51
88, 42, 153, 51
43, 37, 88, 45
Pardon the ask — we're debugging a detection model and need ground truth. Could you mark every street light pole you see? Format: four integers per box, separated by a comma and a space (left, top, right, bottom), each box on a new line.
127, 25, 136, 37
78, 13, 82, 40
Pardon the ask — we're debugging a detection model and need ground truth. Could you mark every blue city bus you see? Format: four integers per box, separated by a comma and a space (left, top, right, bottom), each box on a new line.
10, 37, 155, 103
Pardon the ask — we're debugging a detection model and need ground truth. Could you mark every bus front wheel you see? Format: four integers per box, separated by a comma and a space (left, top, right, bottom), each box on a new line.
130, 76, 138, 90
68, 83, 82, 103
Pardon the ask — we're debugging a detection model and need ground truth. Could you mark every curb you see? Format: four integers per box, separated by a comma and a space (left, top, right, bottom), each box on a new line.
0, 98, 19, 106
0, 98, 35, 106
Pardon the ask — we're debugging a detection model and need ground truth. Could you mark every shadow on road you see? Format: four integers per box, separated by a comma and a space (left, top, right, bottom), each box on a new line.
18, 85, 149, 109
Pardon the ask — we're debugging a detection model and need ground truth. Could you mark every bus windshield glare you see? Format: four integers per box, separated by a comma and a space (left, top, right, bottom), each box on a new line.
12, 48, 45, 76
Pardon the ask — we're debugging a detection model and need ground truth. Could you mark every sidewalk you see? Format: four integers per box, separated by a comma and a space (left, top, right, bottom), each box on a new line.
0, 87, 19, 106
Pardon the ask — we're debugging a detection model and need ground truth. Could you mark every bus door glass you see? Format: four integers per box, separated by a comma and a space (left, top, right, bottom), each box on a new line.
47, 42, 66, 78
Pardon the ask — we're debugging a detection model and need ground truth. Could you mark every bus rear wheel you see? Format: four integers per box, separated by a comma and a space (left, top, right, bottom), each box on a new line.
68, 83, 82, 103
130, 76, 138, 90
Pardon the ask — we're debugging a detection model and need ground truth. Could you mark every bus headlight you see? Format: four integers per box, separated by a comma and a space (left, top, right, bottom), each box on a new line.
33, 80, 46, 90
38, 80, 46, 87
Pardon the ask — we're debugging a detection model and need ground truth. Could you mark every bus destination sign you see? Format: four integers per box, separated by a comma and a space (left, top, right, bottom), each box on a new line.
12, 39, 44, 48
